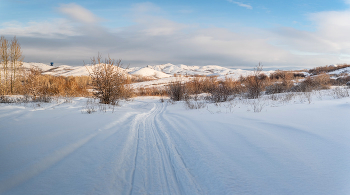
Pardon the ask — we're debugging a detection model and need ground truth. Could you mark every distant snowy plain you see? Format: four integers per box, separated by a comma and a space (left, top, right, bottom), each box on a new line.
1, 89, 350, 194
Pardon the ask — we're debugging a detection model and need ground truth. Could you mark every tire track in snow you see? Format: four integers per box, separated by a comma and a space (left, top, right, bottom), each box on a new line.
0, 107, 139, 194
127, 102, 202, 195
154, 102, 203, 194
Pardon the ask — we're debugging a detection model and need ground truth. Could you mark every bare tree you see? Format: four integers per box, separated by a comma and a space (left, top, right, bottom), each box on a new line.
10, 36, 23, 94
0, 36, 9, 94
86, 53, 127, 104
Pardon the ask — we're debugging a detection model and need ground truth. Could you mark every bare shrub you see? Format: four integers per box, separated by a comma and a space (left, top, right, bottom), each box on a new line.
303, 92, 312, 104
249, 98, 265, 112
266, 70, 294, 94
332, 76, 350, 86
129, 75, 155, 83
281, 92, 295, 103
86, 54, 130, 105
0, 95, 15, 103
313, 74, 331, 88
23, 67, 44, 99
309, 64, 350, 75
291, 74, 331, 92
136, 87, 167, 96
244, 63, 267, 99
207, 83, 234, 102
269, 70, 305, 80
167, 81, 187, 101
331, 87, 349, 98
184, 99, 206, 109
81, 98, 97, 114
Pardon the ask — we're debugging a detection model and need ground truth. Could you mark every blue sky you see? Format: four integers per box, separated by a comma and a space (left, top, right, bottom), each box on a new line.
1, 0, 350, 68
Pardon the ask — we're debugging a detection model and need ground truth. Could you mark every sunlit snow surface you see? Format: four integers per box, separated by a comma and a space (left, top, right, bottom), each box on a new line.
1, 90, 350, 195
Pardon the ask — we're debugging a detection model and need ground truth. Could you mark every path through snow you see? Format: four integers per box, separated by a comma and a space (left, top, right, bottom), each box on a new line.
1, 96, 350, 194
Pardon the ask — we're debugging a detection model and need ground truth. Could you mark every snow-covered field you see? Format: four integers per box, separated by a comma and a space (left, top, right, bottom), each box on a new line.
1, 90, 350, 195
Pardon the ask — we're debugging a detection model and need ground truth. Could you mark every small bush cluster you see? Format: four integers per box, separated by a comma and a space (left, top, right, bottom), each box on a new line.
164, 63, 349, 110
167, 81, 188, 101
292, 74, 331, 92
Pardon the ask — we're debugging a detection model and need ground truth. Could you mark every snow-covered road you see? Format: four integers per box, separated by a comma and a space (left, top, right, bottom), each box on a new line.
1, 96, 350, 194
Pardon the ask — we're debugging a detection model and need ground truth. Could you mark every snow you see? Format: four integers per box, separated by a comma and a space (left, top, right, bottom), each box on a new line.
22, 62, 54, 72
1, 90, 350, 194
329, 67, 350, 75
129, 67, 171, 78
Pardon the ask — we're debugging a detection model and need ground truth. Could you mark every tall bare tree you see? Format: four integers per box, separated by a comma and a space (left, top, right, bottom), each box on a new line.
0, 36, 9, 94
10, 36, 23, 94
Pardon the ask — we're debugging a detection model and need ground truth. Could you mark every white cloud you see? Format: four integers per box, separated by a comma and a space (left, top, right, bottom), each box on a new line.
131, 2, 162, 14
275, 9, 350, 55
4, 2, 350, 67
58, 3, 99, 24
0, 19, 80, 38
227, 0, 253, 9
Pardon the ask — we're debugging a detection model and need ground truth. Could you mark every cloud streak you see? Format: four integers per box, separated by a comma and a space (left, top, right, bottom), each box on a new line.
58, 3, 99, 24
227, 0, 253, 9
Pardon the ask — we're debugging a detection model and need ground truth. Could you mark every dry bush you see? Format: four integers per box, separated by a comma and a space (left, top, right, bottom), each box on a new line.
291, 74, 331, 92
199, 76, 219, 93
313, 73, 331, 88
136, 87, 167, 96
265, 72, 294, 94
20, 67, 90, 101
269, 70, 305, 80
308, 64, 350, 75
129, 75, 155, 83
183, 76, 219, 94
249, 98, 265, 112
167, 81, 188, 101
332, 76, 350, 86
184, 76, 207, 95
207, 84, 231, 102
243, 63, 268, 99
331, 87, 349, 98
206, 78, 243, 102
184, 99, 206, 109
87, 54, 131, 104
179, 76, 244, 103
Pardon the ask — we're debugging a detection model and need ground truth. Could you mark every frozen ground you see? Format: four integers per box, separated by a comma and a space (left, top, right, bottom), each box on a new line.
1, 90, 350, 195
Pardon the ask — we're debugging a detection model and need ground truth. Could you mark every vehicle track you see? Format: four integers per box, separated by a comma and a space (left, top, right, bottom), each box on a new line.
127, 102, 202, 195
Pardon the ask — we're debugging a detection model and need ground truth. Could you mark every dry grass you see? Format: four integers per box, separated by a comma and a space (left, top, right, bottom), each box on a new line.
135, 87, 167, 97
128, 75, 155, 83
308, 64, 350, 75
22, 67, 90, 99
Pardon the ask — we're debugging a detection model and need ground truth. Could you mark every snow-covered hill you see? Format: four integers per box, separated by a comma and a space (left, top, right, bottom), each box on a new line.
22, 62, 269, 78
